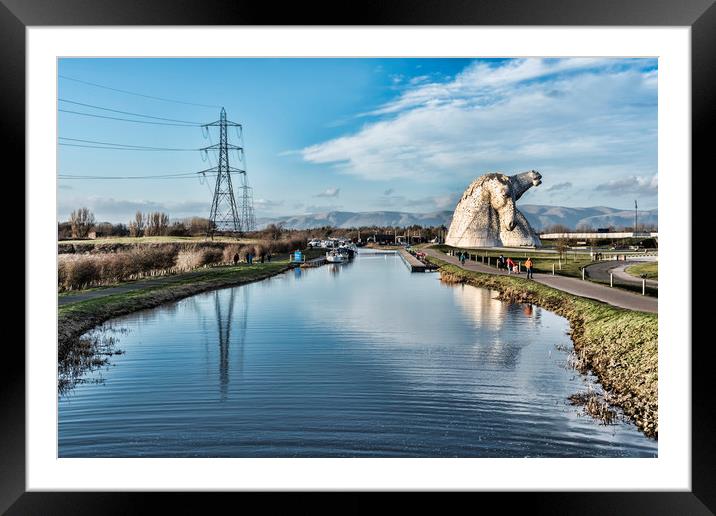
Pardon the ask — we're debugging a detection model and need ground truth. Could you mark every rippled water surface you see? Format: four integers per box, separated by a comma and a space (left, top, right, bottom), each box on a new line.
59, 253, 656, 457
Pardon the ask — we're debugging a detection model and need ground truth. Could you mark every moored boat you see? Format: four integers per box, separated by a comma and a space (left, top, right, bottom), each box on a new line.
326, 250, 346, 263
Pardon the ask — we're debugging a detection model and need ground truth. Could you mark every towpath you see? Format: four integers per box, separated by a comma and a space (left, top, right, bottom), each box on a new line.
58, 263, 290, 307
423, 247, 658, 314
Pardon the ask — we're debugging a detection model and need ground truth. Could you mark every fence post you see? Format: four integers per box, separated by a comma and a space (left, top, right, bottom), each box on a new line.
559, 259, 562, 270
518, 261, 521, 273
552, 263, 555, 276
582, 267, 585, 281
642, 278, 646, 296
488, 257, 490, 266
610, 272, 613, 287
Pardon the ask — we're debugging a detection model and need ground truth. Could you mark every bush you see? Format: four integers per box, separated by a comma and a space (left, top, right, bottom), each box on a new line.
59, 256, 100, 290
200, 248, 224, 266
223, 244, 242, 264
58, 246, 180, 291
176, 249, 202, 271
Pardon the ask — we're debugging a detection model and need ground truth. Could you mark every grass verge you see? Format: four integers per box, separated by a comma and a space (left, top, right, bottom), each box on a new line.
427, 255, 658, 438
626, 262, 659, 280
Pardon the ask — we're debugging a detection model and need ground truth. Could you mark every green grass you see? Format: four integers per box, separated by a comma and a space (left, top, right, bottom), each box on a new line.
433, 244, 594, 279
427, 254, 658, 438
59, 261, 290, 311
626, 262, 658, 280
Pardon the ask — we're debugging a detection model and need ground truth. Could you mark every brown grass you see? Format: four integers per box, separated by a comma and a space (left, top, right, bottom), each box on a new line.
58, 237, 309, 291
59, 246, 179, 291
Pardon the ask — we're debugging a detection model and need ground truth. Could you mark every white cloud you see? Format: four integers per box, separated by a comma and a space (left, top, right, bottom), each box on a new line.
546, 182, 573, 192
595, 175, 658, 195
59, 196, 286, 222
299, 58, 657, 204
315, 187, 340, 198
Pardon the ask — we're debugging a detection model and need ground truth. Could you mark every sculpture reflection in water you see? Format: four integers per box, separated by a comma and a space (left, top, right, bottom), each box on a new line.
449, 282, 542, 369
212, 286, 249, 401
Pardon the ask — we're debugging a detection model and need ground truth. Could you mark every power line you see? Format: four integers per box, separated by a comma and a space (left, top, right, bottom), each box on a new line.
59, 74, 222, 109
58, 137, 201, 151
60, 137, 197, 150
59, 99, 201, 125
59, 108, 202, 127
59, 143, 200, 151
59, 172, 223, 180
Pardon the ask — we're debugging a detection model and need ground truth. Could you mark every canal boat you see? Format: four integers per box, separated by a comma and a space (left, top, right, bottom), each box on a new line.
326, 250, 346, 263
337, 245, 356, 260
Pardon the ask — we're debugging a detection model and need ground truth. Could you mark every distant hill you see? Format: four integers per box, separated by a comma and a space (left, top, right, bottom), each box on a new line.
519, 205, 658, 231
257, 205, 657, 231
257, 210, 453, 230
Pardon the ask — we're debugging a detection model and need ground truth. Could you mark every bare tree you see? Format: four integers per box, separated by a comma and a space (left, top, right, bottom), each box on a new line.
146, 212, 170, 236
69, 207, 95, 238
264, 223, 285, 241
555, 237, 570, 260
129, 211, 145, 237
187, 217, 211, 235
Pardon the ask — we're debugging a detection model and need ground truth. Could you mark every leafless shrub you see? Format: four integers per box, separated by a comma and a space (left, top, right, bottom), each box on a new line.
58, 246, 179, 290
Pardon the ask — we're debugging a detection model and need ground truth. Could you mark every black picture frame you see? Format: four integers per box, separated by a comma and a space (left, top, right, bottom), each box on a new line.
6, 0, 711, 513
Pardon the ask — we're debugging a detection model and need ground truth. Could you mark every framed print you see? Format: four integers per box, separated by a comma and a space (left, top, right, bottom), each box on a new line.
7, 0, 714, 512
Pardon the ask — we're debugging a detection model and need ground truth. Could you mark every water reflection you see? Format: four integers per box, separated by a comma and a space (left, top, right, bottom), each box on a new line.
450, 282, 546, 370
213, 287, 249, 401
58, 325, 127, 396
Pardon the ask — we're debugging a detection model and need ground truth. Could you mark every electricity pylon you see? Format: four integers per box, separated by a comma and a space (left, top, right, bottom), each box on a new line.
200, 107, 255, 235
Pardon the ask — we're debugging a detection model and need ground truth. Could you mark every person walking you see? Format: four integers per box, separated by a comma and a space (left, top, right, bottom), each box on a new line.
460, 251, 466, 266
525, 257, 534, 279
498, 254, 505, 271
506, 257, 515, 274
267, 252, 272, 263
233, 252, 239, 265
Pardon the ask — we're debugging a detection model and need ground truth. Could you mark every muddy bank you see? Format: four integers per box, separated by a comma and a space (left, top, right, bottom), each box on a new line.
436, 263, 658, 438
58, 263, 292, 363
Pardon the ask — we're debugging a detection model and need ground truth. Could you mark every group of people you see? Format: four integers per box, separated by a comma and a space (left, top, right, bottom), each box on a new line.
496, 254, 534, 279
453, 250, 535, 279
232, 251, 272, 265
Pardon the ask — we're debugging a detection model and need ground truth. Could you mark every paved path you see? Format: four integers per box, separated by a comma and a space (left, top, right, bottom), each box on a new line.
424, 248, 658, 313
585, 260, 658, 288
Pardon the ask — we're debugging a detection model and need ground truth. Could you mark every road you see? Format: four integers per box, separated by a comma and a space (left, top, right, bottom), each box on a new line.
423, 248, 658, 314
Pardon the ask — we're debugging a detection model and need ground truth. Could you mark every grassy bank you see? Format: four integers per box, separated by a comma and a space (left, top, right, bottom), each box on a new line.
626, 262, 658, 280
58, 261, 292, 363
428, 256, 658, 438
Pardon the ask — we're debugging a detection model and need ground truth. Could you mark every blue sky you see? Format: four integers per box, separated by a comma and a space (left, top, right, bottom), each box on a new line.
58, 58, 657, 223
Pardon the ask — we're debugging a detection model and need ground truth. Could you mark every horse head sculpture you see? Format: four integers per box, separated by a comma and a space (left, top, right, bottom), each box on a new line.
445, 170, 542, 248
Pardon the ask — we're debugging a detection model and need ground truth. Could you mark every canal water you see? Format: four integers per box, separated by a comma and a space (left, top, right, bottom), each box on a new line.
59, 252, 657, 457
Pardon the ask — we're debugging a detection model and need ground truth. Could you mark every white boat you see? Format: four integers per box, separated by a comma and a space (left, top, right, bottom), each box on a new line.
326, 250, 346, 263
